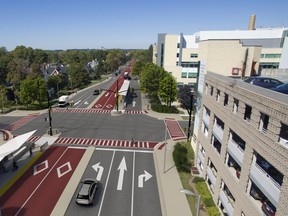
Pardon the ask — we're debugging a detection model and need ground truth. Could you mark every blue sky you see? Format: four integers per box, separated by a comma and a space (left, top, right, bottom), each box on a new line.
1, 0, 287, 51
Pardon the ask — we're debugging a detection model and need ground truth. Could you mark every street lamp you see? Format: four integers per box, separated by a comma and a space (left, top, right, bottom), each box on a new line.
47, 90, 53, 136
180, 189, 201, 216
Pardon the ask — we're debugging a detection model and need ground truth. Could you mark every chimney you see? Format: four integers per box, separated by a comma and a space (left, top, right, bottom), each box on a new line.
248, 15, 256, 30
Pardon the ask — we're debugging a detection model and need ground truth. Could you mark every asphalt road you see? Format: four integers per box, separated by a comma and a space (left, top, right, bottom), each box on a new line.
65, 148, 161, 216
12, 112, 167, 142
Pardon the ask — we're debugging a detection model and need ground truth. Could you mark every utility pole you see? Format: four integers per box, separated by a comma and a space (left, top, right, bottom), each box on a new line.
47, 91, 53, 136
116, 79, 119, 111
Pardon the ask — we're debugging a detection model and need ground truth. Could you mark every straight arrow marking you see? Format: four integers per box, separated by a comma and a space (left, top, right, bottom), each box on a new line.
92, 162, 104, 181
117, 157, 127, 191
138, 170, 152, 188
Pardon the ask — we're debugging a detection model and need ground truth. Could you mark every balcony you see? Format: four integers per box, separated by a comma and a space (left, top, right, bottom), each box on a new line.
203, 112, 210, 126
206, 166, 217, 186
219, 190, 234, 216
213, 123, 223, 141
250, 163, 281, 207
227, 139, 244, 165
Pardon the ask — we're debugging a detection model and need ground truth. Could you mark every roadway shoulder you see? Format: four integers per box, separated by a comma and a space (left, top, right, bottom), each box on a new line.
50, 146, 94, 216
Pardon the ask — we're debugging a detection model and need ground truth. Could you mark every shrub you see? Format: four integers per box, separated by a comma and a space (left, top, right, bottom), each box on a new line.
173, 143, 190, 172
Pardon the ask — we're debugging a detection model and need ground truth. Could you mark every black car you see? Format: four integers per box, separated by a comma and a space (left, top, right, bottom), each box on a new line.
244, 77, 283, 89
76, 179, 99, 205
93, 89, 100, 95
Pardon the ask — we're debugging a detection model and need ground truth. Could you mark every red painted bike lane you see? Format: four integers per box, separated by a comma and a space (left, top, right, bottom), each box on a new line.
0, 146, 85, 216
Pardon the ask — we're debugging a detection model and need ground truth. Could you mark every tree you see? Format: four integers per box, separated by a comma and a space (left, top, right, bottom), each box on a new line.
6, 58, 30, 92
132, 60, 145, 77
178, 85, 193, 110
106, 49, 126, 73
0, 47, 11, 85
139, 63, 166, 96
19, 77, 47, 107
67, 63, 91, 89
158, 73, 177, 106
0, 85, 7, 113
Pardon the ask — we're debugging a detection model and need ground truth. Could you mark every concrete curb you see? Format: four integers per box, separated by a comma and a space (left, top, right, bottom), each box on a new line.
50, 146, 94, 216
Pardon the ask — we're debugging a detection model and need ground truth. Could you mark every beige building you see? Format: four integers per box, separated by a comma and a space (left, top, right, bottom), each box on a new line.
194, 72, 288, 215
156, 27, 288, 86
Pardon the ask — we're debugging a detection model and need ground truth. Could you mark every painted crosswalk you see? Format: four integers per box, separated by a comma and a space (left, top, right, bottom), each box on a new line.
52, 108, 143, 114
54, 137, 157, 149
164, 118, 187, 141
5, 114, 39, 131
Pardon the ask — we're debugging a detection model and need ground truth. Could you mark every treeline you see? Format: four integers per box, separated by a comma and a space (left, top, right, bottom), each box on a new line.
0, 45, 153, 110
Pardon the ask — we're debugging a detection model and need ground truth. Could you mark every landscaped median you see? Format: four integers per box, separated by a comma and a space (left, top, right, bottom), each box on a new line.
0, 152, 43, 198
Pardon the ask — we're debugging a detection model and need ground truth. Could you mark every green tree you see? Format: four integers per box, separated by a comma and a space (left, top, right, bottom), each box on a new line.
67, 63, 91, 89
158, 73, 177, 107
6, 58, 29, 92
139, 63, 166, 96
106, 49, 126, 73
132, 60, 145, 77
0, 47, 11, 85
178, 85, 193, 110
0, 85, 7, 113
19, 77, 47, 107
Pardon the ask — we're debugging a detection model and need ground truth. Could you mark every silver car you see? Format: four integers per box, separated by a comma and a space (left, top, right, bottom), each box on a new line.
76, 179, 99, 205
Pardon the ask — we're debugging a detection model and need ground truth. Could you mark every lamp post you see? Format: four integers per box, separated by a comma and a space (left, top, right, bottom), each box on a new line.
180, 189, 201, 216
47, 90, 53, 136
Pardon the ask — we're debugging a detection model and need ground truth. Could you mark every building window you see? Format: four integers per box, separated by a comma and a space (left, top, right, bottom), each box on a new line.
181, 72, 187, 78
210, 86, 214, 97
205, 83, 208, 94
191, 53, 198, 58
224, 93, 228, 107
176, 53, 180, 58
233, 98, 239, 114
188, 72, 197, 78
181, 62, 199, 68
177, 82, 184, 88
259, 112, 269, 133
216, 89, 220, 102
188, 83, 195, 88
279, 123, 288, 146
244, 104, 252, 122
261, 53, 281, 58
177, 43, 180, 48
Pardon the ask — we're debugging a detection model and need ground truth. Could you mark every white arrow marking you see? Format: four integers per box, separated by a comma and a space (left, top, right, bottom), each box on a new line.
92, 162, 104, 181
84, 101, 89, 105
117, 157, 127, 191
105, 92, 110, 97
74, 100, 81, 106
138, 170, 152, 188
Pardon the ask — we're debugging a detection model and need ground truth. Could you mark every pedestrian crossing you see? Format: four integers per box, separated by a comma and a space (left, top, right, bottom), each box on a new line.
54, 137, 158, 149
5, 114, 39, 131
28, 136, 41, 143
52, 108, 143, 114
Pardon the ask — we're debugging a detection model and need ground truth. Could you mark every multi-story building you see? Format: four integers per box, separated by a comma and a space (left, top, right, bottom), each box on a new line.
156, 26, 288, 86
194, 72, 288, 215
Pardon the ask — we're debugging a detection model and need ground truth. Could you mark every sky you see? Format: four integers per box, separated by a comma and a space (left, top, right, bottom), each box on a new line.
1, 0, 288, 51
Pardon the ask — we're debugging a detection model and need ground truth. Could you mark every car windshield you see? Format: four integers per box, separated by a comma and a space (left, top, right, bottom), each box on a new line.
77, 183, 90, 198
276, 83, 288, 90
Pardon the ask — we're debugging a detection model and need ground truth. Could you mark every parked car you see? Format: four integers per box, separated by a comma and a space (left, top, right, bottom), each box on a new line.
262, 200, 276, 216
270, 83, 288, 94
76, 179, 99, 205
244, 77, 283, 89
93, 89, 100, 95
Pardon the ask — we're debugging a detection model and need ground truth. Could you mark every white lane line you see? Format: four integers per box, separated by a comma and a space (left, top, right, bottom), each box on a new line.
98, 150, 115, 216
131, 151, 135, 216
15, 147, 69, 216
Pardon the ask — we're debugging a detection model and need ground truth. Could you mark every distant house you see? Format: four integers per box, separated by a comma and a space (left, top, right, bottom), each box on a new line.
86, 59, 98, 71
41, 63, 68, 80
